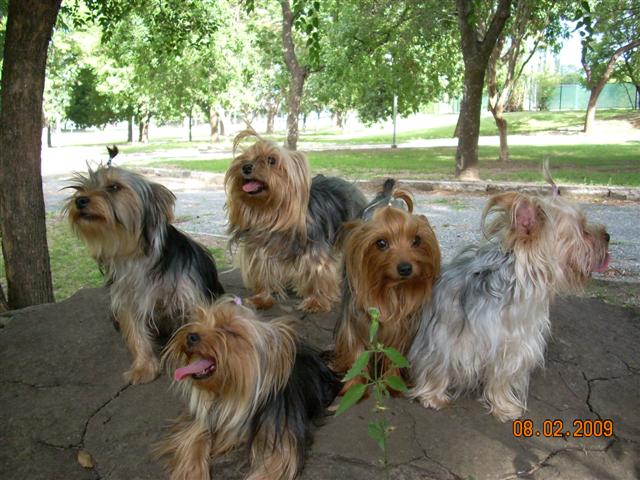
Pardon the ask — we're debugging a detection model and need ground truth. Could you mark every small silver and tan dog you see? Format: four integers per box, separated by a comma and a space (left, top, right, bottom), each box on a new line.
409, 168, 610, 421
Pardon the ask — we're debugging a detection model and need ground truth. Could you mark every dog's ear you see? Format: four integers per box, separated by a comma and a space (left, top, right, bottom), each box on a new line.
150, 182, 176, 223
232, 128, 261, 156
483, 192, 544, 240
484, 192, 519, 212
514, 198, 540, 238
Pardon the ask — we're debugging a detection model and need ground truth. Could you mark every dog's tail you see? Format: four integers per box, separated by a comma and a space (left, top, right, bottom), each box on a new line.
363, 178, 414, 219
106, 145, 118, 167
383, 178, 414, 213
382, 178, 396, 197
542, 158, 560, 196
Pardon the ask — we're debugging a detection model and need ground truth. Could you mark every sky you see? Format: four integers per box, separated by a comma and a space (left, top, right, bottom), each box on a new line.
558, 30, 583, 68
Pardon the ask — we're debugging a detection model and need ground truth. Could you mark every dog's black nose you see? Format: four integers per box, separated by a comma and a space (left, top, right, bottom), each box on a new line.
604, 232, 610, 243
242, 163, 253, 175
186, 332, 200, 346
75, 196, 90, 209
397, 262, 413, 277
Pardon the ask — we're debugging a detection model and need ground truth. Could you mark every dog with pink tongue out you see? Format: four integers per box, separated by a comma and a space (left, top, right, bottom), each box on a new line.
156, 297, 340, 480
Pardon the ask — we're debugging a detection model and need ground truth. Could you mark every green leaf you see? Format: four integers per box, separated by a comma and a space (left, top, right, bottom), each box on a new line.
335, 383, 367, 416
385, 375, 408, 392
343, 351, 371, 382
382, 347, 410, 368
367, 421, 386, 451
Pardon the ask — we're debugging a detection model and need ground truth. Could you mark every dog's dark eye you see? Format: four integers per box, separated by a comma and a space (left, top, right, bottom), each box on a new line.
267, 156, 276, 166
412, 235, 421, 247
106, 184, 121, 193
375, 239, 388, 250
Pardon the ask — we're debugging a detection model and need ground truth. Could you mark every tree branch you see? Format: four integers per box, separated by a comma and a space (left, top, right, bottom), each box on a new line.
514, 37, 540, 85
456, 0, 478, 57
480, 0, 512, 58
593, 39, 640, 92
280, 0, 307, 78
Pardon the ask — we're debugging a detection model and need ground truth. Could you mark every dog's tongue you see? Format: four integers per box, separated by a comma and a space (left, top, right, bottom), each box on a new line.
594, 252, 610, 273
174, 359, 214, 381
242, 181, 263, 193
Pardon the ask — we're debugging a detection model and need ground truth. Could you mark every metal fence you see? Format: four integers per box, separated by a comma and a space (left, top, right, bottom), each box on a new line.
549, 83, 638, 110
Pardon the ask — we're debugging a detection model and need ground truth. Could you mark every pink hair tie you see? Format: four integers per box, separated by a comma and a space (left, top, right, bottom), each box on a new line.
233, 296, 242, 306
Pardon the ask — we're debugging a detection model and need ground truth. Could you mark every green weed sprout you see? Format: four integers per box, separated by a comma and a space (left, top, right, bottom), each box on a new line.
335, 307, 410, 466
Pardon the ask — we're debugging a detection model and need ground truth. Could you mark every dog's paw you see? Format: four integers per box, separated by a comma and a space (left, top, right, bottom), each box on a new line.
246, 294, 275, 310
416, 392, 450, 410
124, 360, 159, 385
298, 296, 331, 313
489, 403, 524, 422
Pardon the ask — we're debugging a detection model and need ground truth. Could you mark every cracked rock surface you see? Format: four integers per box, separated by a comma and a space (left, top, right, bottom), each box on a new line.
1, 271, 638, 479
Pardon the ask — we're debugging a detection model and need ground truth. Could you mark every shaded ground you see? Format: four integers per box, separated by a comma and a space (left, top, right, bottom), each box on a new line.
1, 270, 639, 480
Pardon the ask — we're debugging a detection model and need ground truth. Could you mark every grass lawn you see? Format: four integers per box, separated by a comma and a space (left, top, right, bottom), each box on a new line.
300, 110, 633, 145
0, 217, 228, 302
120, 140, 210, 155
146, 143, 640, 186
110, 110, 638, 153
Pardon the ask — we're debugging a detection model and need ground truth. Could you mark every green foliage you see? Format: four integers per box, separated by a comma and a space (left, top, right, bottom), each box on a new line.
574, 0, 640, 89
44, 22, 83, 127
335, 307, 410, 466
311, 0, 461, 125
65, 66, 116, 128
535, 72, 560, 111
292, 0, 321, 67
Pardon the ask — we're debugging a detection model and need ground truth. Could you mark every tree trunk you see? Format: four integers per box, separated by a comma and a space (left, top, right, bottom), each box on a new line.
494, 107, 509, 162
487, 36, 510, 162
455, 66, 486, 179
208, 105, 219, 143
582, 39, 640, 133
284, 63, 305, 150
266, 107, 277, 134
336, 110, 345, 128
0, 284, 8, 312
188, 108, 193, 142
138, 111, 150, 143
455, 0, 512, 180
127, 116, 133, 142
0, 0, 59, 309
280, 0, 308, 151
46, 122, 52, 148
583, 87, 601, 134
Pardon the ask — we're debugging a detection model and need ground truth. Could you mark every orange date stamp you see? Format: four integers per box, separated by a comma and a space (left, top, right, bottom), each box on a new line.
512, 419, 614, 438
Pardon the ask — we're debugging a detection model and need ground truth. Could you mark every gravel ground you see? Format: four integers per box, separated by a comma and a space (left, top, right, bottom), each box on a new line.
45, 175, 640, 284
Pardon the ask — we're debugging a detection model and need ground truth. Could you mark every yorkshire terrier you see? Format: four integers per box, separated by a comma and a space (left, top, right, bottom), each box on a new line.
225, 130, 367, 313
408, 169, 610, 421
157, 297, 341, 480
64, 148, 224, 384
333, 179, 441, 394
